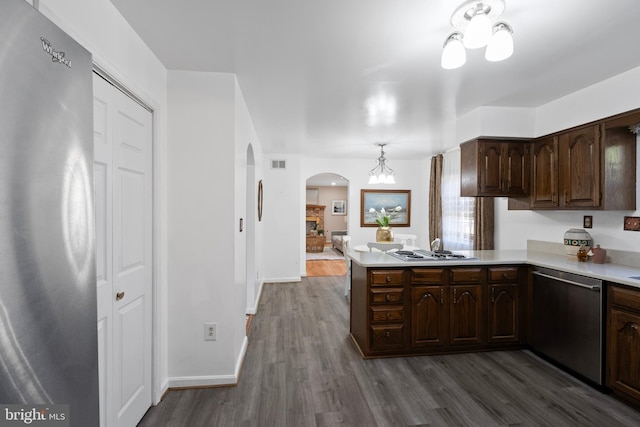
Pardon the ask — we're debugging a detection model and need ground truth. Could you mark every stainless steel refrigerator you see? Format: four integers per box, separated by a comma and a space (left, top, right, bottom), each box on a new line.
0, 1, 98, 426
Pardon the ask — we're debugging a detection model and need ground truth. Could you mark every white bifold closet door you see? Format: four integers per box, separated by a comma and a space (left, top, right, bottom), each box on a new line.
93, 73, 153, 427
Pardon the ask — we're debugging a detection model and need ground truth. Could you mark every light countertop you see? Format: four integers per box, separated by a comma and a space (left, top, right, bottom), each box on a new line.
348, 249, 640, 289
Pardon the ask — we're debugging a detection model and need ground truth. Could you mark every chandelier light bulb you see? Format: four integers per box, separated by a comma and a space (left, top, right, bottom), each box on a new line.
368, 144, 396, 185
441, 33, 466, 69
463, 9, 492, 49
485, 22, 513, 61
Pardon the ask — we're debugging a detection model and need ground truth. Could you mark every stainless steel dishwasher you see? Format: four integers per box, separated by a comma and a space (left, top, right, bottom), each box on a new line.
531, 267, 603, 385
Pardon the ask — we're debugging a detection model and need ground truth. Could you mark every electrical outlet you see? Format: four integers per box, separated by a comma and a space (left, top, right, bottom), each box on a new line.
204, 322, 217, 341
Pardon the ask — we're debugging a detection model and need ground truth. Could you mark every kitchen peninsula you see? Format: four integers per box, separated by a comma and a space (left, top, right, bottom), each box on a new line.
349, 244, 640, 408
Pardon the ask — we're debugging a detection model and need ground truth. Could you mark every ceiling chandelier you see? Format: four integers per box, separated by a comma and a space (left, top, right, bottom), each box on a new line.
368, 144, 396, 184
441, 0, 514, 69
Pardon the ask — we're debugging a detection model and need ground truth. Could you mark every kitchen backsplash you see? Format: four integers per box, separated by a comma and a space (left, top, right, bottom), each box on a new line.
527, 240, 640, 269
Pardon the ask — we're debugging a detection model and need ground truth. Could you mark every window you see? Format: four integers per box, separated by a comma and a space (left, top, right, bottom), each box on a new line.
441, 148, 475, 250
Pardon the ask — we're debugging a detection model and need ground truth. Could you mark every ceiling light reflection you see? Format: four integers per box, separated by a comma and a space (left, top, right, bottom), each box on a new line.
365, 94, 397, 127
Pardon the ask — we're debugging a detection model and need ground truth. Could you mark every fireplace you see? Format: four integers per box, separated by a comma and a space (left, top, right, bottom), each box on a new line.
305, 205, 325, 235
306, 217, 319, 234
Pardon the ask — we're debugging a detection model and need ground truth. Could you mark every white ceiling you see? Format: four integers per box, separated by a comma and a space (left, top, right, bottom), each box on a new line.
109, 0, 640, 160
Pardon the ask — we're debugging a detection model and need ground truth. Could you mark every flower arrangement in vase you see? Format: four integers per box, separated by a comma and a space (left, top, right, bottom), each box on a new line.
369, 206, 401, 242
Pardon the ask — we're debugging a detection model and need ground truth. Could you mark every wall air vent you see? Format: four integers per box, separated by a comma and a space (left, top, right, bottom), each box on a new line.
271, 159, 286, 169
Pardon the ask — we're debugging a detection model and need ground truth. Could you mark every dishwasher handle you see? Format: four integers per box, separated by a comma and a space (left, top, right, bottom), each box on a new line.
532, 271, 601, 291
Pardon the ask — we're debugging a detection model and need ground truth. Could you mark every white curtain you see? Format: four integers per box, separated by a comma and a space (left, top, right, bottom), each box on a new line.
441, 148, 475, 250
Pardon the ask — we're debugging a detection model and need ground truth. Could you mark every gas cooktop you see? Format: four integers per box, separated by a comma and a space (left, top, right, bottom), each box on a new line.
387, 249, 475, 262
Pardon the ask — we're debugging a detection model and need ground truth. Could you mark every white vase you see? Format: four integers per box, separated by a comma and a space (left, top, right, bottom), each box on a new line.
563, 228, 592, 260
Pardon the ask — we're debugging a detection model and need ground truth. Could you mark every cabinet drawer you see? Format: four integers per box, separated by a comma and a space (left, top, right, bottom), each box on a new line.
370, 288, 404, 304
488, 267, 519, 283
411, 268, 445, 284
450, 268, 482, 283
371, 270, 404, 286
371, 324, 404, 349
610, 285, 640, 312
371, 305, 404, 323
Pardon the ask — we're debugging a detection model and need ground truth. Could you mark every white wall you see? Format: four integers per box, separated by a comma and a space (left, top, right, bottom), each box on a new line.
234, 79, 264, 318
457, 106, 537, 142
262, 155, 303, 282
39, 0, 170, 403
167, 71, 250, 386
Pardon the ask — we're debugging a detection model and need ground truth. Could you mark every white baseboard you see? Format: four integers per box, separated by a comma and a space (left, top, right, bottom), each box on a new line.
263, 276, 301, 283
246, 279, 265, 314
167, 336, 249, 389
155, 379, 169, 403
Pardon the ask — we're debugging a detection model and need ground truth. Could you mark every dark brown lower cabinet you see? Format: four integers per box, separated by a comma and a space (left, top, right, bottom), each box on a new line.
350, 264, 525, 358
450, 284, 483, 345
607, 284, 640, 407
411, 285, 448, 348
487, 284, 520, 343
449, 267, 484, 346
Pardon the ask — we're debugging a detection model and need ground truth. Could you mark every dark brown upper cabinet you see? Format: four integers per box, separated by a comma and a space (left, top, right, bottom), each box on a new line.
529, 135, 559, 208
559, 125, 601, 208
508, 109, 639, 211
460, 139, 529, 197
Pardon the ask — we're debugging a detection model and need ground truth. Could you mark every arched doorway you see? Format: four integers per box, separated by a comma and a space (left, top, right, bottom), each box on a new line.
245, 144, 257, 312
305, 173, 349, 277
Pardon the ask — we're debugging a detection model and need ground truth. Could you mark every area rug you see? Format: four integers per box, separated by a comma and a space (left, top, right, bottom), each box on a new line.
306, 247, 344, 261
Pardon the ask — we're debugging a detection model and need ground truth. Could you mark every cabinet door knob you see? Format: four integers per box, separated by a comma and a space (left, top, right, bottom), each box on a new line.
385, 294, 391, 302
116, 291, 125, 301
385, 276, 391, 283
386, 312, 391, 319
385, 330, 391, 337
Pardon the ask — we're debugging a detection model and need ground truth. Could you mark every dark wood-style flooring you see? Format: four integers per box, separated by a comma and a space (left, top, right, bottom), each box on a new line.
139, 276, 640, 426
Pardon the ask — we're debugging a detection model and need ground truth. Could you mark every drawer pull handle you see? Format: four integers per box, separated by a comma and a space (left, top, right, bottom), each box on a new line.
385, 294, 391, 302
385, 331, 391, 337
386, 276, 391, 283
386, 313, 391, 319
503, 273, 509, 279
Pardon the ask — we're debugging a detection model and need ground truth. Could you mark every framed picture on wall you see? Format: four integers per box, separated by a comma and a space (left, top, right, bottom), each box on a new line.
332, 199, 347, 215
360, 189, 411, 227
258, 179, 263, 221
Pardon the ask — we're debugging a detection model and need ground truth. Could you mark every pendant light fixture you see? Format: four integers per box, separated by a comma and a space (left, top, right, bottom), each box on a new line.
368, 144, 396, 184
441, 0, 514, 69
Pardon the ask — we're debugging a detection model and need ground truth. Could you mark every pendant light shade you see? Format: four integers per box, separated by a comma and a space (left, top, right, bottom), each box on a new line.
463, 9, 492, 49
485, 22, 513, 61
441, 32, 466, 69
